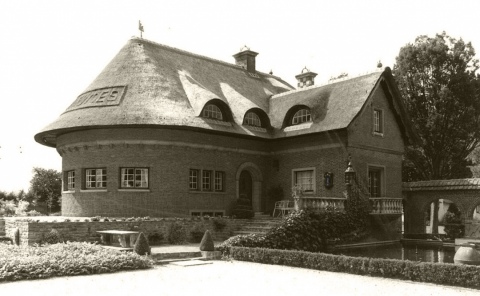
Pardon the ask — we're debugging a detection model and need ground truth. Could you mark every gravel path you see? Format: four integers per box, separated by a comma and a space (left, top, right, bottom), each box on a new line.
0, 261, 478, 296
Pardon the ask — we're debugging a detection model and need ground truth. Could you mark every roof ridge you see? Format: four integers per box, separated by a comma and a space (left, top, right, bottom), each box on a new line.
271, 68, 383, 99
131, 37, 283, 82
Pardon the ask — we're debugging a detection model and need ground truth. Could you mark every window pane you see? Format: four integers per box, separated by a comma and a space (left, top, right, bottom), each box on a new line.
244, 112, 261, 127
292, 109, 311, 125
202, 171, 211, 190
189, 169, 198, 190
295, 170, 313, 192
203, 104, 223, 120
67, 171, 75, 190
215, 171, 224, 191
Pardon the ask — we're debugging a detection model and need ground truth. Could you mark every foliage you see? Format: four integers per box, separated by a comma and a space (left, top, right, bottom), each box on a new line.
28, 167, 62, 213
0, 199, 30, 216
444, 205, 464, 239
231, 197, 254, 219
212, 217, 228, 232
43, 229, 62, 244
230, 246, 480, 289
189, 223, 206, 243
393, 32, 480, 181
0, 237, 13, 245
133, 232, 151, 255
167, 221, 187, 244
0, 242, 152, 282
147, 231, 164, 245
218, 202, 370, 255
199, 230, 215, 251
267, 185, 284, 202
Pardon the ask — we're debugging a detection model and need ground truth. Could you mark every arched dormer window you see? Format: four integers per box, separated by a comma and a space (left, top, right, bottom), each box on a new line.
243, 112, 262, 127
202, 104, 223, 120
292, 108, 311, 125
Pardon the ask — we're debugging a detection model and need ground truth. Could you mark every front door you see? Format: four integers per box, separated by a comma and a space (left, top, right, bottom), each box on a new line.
239, 170, 253, 205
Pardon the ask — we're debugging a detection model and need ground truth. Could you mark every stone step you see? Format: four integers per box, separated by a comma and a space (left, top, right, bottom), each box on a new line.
151, 251, 202, 261
154, 256, 205, 265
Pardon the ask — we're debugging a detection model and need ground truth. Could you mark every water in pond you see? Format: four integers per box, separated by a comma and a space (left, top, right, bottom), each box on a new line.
332, 243, 455, 264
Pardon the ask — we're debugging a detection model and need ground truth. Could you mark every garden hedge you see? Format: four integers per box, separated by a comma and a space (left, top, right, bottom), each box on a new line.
230, 246, 480, 289
0, 242, 153, 282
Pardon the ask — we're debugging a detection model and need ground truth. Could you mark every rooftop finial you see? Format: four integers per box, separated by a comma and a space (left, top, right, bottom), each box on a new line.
138, 20, 144, 38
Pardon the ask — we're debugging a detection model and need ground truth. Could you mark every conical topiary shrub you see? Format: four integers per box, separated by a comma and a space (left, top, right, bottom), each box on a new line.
134, 232, 151, 255
199, 230, 215, 251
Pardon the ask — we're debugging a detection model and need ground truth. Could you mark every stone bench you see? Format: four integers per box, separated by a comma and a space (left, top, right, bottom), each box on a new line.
97, 230, 139, 249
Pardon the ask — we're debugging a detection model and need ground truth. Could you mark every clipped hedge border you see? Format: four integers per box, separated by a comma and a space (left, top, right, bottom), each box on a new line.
230, 247, 480, 289
0, 242, 153, 282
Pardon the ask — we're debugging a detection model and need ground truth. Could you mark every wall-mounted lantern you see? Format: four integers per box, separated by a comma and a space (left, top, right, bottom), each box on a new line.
344, 161, 356, 185
324, 172, 334, 189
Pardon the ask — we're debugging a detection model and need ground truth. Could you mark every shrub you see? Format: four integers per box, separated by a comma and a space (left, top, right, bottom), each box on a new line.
218, 205, 370, 255
189, 224, 206, 243
213, 218, 228, 232
0, 237, 13, 245
43, 228, 62, 244
0, 242, 152, 282
134, 232, 151, 255
147, 231, 164, 245
231, 198, 254, 219
230, 246, 480, 289
167, 221, 187, 244
199, 230, 215, 251
26, 210, 43, 216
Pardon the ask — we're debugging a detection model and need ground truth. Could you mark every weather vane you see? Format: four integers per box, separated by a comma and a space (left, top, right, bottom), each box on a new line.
138, 20, 144, 38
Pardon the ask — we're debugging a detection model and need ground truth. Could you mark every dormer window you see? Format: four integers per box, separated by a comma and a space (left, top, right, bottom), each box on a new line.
292, 108, 311, 125
203, 104, 223, 121
243, 112, 262, 127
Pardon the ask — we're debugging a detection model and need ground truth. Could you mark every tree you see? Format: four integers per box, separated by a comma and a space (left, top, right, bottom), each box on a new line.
28, 167, 62, 214
394, 32, 480, 181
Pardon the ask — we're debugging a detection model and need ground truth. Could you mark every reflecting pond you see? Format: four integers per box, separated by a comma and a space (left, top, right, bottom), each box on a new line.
332, 243, 455, 263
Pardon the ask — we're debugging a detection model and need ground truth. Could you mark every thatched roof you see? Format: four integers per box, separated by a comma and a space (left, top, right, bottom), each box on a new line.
35, 37, 416, 147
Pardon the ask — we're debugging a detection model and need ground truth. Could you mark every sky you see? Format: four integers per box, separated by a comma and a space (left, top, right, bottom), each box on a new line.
0, 0, 479, 192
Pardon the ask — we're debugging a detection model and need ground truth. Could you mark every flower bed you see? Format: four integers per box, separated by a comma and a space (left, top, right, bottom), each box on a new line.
229, 247, 480, 289
0, 242, 153, 282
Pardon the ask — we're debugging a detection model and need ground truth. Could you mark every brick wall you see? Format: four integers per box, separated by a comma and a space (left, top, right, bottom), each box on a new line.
58, 128, 270, 217
4, 218, 246, 246
403, 189, 480, 234
267, 132, 349, 205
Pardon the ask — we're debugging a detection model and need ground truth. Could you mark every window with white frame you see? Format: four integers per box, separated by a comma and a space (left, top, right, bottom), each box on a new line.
292, 108, 312, 125
243, 112, 262, 127
202, 170, 212, 191
65, 170, 75, 191
85, 168, 106, 189
189, 169, 199, 190
120, 168, 148, 188
293, 168, 315, 193
190, 169, 225, 192
202, 104, 223, 120
373, 109, 383, 134
215, 171, 225, 191
368, 167, 384, 197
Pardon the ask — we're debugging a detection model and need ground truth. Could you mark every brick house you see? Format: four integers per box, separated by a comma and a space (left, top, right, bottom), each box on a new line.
35, 37, 416, 217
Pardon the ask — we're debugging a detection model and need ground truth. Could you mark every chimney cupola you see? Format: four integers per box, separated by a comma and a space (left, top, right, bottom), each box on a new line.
233, 45, 258, 73
295, 67, 317, 88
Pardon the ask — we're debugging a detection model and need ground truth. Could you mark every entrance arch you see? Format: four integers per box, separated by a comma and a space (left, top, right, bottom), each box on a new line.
236, 162, 263, 213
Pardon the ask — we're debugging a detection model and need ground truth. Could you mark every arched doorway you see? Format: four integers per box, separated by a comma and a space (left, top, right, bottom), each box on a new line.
236, 162, 263, 213
239, 170, 253, 205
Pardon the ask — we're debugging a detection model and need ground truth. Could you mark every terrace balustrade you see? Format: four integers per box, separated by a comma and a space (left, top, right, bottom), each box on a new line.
294, 196, 403, 215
